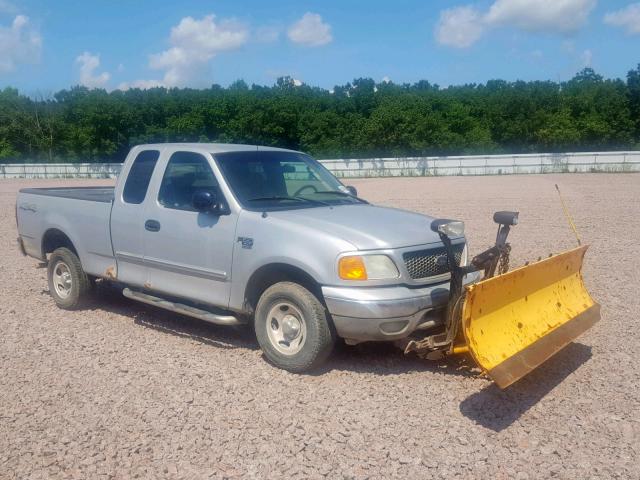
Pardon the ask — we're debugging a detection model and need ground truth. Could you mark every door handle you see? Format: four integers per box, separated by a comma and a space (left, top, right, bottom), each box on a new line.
145, 219, 161, 232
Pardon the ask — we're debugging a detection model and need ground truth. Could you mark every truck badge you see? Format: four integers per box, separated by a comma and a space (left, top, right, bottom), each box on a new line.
237, 237, 254, 249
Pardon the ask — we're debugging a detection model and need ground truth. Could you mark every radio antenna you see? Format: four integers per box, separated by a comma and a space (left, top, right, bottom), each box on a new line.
555, 184, 581, 246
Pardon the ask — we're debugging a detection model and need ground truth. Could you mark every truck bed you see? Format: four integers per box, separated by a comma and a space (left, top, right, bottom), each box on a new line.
19, 186, 114, 203
17, 187, 115, 275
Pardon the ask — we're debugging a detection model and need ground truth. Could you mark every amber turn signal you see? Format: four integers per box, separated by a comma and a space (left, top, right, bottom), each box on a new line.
338, 256, 368, 280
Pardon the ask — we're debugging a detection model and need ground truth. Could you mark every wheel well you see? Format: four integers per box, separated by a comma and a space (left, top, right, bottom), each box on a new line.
42, 229, 78, 258
244, 263, 323, 313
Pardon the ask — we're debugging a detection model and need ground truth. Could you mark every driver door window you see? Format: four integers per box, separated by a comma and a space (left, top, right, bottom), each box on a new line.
158, 152, 218, 211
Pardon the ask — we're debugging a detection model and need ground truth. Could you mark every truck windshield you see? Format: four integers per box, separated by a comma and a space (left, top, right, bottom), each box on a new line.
214, 151, 363, 210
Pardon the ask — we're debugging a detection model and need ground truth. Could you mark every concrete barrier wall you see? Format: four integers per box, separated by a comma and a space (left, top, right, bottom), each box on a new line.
321, 151, 640, 178
1, 151, 639, 179
0, 163, 122, 179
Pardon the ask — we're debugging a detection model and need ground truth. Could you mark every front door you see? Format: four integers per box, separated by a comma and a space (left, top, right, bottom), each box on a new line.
142, 151, 236, 308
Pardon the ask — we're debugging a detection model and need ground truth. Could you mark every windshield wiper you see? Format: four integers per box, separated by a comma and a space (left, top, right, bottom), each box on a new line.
314, 191, 368, 204
247, 196, 331, 206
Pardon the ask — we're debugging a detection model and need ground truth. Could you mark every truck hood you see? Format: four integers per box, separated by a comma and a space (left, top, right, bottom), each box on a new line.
268, 204, 446, 250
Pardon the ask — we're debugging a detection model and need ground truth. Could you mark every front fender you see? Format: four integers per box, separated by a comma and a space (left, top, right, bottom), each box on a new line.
227, 210, 356, 311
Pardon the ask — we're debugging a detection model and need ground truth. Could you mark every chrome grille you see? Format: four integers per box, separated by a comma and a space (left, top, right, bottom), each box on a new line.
403, 244, 465, 280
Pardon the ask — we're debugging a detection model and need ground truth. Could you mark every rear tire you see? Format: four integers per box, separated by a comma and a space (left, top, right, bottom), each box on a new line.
255, 282, 335, 372
47, 247, 91, 310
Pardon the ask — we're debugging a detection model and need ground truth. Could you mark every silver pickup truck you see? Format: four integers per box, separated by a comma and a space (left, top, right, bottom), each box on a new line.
16, 143, 479, 372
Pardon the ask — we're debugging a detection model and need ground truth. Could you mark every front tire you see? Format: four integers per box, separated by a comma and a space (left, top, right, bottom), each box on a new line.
47, 247, 92, 310
255, 282, 335, 372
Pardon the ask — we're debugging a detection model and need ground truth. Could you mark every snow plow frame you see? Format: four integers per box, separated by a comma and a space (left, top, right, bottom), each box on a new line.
406, 212, 600, 389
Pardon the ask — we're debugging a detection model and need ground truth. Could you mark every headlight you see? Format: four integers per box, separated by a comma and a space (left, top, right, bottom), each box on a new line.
338, 255, 399, 280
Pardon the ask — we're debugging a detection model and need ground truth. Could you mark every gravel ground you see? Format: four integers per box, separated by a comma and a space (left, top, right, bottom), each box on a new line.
1, 174, 639, 479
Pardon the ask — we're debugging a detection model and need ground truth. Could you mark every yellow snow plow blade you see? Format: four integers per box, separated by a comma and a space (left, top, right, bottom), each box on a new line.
461, 245, 600, 389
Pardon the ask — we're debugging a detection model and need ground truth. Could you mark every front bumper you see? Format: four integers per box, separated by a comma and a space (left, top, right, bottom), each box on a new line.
322, 271, 481, 343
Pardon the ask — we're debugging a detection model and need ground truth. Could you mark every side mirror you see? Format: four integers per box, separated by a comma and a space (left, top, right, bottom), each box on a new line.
346, 185, 358, 196
192, 190, 218, 213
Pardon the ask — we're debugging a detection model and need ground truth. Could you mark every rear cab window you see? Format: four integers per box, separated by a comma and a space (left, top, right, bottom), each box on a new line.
122, 150, 160, 204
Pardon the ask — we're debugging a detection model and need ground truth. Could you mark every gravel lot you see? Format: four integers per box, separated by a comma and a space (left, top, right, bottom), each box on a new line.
1, 174, 639, 479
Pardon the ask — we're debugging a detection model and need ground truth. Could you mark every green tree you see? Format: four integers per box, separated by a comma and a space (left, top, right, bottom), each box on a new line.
1, 65, 640, 163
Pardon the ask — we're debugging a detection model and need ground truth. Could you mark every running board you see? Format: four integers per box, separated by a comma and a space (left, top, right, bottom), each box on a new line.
122, 288, 243, 326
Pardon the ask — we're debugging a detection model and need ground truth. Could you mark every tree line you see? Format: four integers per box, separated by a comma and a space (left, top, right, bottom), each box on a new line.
1, 65, 640, 163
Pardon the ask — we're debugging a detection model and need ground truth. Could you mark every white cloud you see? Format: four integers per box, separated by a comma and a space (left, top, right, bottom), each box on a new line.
436, 0, 596, 48
581, 48, 593, 67
604, 3, 640, 35
121, 14, 248, 89
76, 52, 110, 88
435, 6, 485, 48
287, 13, 332, 47
149, 15, 248, 87
485, 0, 596, 32
293, 78, 303, 86
382, 75, 391, 83
0, 15, 41, 73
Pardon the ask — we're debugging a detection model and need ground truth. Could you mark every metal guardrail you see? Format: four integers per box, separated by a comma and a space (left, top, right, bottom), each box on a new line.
1, 152, 639, 179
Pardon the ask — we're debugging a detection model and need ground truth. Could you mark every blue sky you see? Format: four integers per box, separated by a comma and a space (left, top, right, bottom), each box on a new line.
1, 0, 639, 94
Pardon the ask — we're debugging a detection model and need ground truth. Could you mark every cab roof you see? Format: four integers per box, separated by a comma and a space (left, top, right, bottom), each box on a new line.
135, 143, 301, 155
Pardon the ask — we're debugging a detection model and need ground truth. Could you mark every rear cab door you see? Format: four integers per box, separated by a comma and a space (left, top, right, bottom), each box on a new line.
111, 147, 161, 286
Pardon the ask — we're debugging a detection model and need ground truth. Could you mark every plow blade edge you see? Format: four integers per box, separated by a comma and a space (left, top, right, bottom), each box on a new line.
461, 245, 600, 389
